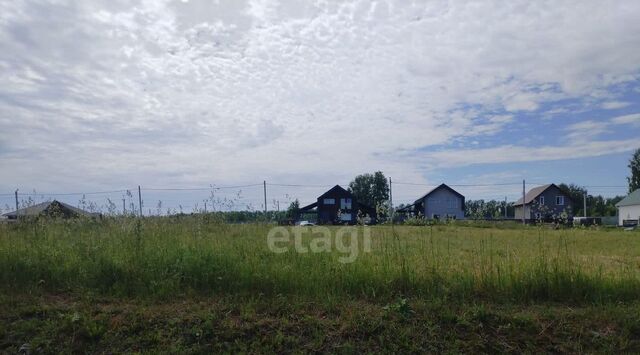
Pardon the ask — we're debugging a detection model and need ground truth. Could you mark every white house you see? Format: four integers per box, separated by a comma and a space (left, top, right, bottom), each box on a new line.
615, 189, 640, 227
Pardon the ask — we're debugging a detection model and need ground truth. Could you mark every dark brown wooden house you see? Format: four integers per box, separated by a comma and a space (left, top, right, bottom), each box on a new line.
298, 185, 376, 225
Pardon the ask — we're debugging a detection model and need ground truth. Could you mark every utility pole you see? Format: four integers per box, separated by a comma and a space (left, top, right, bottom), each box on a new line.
389, 177, 394, 223
14, 189, 19, 221
583, 191, 587, 218
204, 201, 207, 213
504, 196, 508, 219
122, 198, 126, 215
522, 180, 526, 225
138, 185, 143, 217
263, 181, 267, 215
277, 200, 280, 212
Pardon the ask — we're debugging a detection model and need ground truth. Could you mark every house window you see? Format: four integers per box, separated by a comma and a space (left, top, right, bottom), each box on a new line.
340, 198, 352, 209
340, 213, 352, 221
323, 198, 335, 205
539, 196, 545, 205
556, 196, 564, 206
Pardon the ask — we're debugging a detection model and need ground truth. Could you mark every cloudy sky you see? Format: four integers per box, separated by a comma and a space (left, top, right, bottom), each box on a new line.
1, 0, 639, 211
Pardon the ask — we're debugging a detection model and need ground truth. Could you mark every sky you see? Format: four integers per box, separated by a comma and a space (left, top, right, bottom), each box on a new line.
1, 0, 639, 213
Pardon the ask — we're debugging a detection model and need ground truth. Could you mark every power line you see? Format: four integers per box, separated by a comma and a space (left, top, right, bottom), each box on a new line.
1, 181, 629, 200
266, 183, 339, 188
144, 184, 262, 191
8, 189, 129, 196
582, 185, 627, 188
392, 181, 628, 189
393, 181, 524, 187
450, 183, 524, 187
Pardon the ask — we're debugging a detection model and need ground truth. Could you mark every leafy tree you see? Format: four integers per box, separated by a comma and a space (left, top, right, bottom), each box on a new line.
558, 183, 625, 217
465, 199, 509, 220
628, 148, 640, 193
349, 175, 372, 207
286, 199, 300, 219
348, 171, 389, 210
558, 183, 587, 216
372, 172, 389, 208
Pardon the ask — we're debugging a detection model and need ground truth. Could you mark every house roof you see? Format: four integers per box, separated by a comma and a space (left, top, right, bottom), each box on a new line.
299, 202, 318, 212
299, 185, 351, 211
318, 185, 352, 199
414, 184, 464, 204
514, 184, 557, 206
616, 189, 640, 207
2, 200, 98, 218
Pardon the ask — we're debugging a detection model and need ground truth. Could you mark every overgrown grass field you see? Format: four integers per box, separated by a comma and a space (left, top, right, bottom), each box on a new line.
1, 218, 640, 352
1, 217, 639, 302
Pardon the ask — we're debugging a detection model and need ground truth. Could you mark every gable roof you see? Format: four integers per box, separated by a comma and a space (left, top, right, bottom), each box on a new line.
2, 200, 98, 218
299, 185, 352, 211
414, 184, 464, 204
616, 189, 640, 207
318, 185, 352, 199
514, 184, 565, 206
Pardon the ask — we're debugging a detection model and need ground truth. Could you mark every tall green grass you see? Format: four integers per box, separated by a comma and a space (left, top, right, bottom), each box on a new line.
0, 217, 638, 303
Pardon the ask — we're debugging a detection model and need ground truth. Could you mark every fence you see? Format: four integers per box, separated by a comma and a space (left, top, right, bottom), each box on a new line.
0, 180, 629, 219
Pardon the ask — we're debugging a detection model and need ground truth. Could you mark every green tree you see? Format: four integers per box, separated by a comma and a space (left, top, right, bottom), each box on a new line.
558, 183, 625, 217
286, 199, 300, 219
628, 148, 640, 193
372, 171, 389, 207
558, 183, 587, 216
348, 171, 389, 210
465, 199, 507, 220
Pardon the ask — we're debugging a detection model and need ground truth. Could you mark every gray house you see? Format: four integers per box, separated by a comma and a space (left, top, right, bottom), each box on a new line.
514, 184, 573, 221
412, 184, 465, 220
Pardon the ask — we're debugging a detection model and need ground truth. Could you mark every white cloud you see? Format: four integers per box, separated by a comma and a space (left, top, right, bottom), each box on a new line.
611, 113, 640, 125
565, 120, 611, 141
422, 139, 640, 169
563, 113, 640, 143
0, 0, 639, 195
601, 101, 631, 110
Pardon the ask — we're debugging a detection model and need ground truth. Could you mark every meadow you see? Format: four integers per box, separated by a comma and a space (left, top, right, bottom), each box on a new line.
1, 217, 639, 302
1, 217, 640, 352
